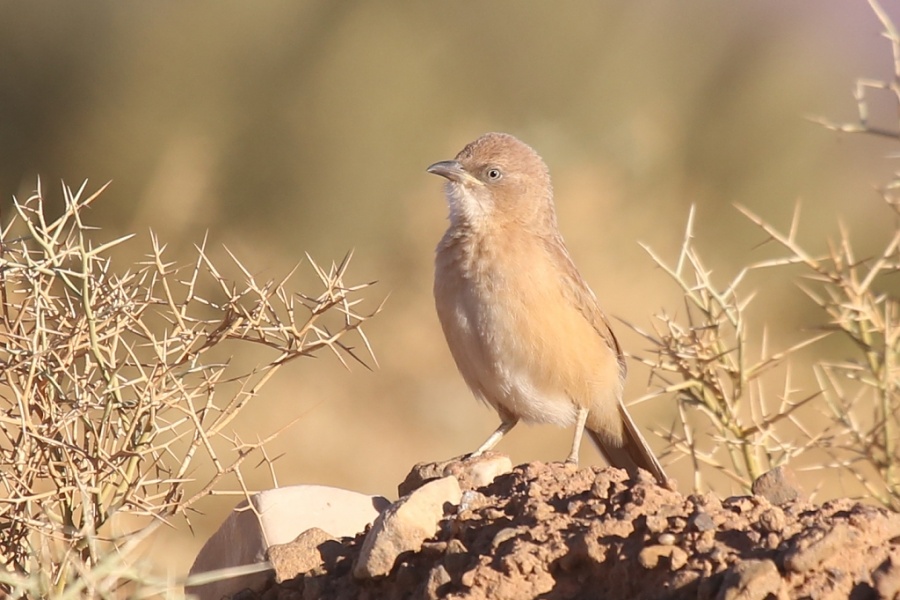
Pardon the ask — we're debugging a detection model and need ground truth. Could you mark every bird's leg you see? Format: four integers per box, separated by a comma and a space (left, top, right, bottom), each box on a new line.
470, 417, 519, 457
566, 407, 590, 464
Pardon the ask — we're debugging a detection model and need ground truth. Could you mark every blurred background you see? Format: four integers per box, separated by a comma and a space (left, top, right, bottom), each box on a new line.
2, 0, 898, 578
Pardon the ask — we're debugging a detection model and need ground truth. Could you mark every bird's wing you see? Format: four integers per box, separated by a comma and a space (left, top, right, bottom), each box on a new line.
542, 233, 626, 379
544, 233, 668, 485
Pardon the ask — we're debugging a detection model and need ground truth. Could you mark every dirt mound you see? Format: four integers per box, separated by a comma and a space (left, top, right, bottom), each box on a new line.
253, 462, 900, 599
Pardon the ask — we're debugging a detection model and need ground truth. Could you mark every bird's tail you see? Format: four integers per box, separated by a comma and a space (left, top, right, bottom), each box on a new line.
588, 401, 667, 485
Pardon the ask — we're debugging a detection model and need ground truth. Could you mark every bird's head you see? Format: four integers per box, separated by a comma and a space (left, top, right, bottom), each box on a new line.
427, 132, 555, 231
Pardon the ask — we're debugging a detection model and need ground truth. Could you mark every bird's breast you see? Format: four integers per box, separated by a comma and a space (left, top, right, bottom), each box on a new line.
434, 226, 612, 426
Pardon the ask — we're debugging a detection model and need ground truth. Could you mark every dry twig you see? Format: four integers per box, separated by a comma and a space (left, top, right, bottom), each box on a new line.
0, 181, 380, 596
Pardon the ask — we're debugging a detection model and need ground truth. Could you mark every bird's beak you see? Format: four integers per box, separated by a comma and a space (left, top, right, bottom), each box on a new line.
426, 160, 478, 185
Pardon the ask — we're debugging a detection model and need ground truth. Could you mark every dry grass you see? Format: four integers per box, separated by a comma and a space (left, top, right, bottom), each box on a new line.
624, 206, 827, 491
630, 196, 898, 502
0, 181, 379, 597
742, 200, 899, 508
628, 0, 900, 504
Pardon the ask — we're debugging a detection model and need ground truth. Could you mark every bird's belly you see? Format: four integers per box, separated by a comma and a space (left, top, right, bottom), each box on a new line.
437, 270, 578, 427
495, 367, 579, 426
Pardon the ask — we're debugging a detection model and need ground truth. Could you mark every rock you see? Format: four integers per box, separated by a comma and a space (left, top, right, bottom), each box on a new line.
716, 559, 782, 600
784, 523, 857, 573
757, 506, 786, 534
398, 452, 512, 496
443, 453, 513, 490
187, 485, 390, 600
638, 544, 688, 570
751, 466, 806, 505
268, 527, 345, 583
689, 510, 716, 532
354, 476, 462, 579
422, 564, 452, 600
657, 532, 677, 546
873, 550, 900, 599
398, 461, 446, 496
458, 489, 489, 513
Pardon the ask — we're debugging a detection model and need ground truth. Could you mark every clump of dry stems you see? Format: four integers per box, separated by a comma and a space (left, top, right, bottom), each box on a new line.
631, 0, 900, 505
0, 181, 379, 597
626, 208, 826, 491
741, 200, 899, 508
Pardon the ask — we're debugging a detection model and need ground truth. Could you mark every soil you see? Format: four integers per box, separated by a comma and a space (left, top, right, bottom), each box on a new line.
249, 461, 900, 600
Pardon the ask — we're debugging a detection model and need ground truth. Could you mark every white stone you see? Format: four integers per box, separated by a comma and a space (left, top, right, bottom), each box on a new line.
186, 485, 390, 599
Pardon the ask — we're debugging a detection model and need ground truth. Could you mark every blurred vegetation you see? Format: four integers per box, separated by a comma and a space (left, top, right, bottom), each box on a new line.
1, 0, 898, 581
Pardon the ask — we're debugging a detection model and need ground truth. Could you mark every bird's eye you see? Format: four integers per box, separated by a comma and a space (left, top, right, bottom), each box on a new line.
485, 167, 502, 181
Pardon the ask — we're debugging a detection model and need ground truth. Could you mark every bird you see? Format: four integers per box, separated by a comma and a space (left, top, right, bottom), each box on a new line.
426, 132, 667, 485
